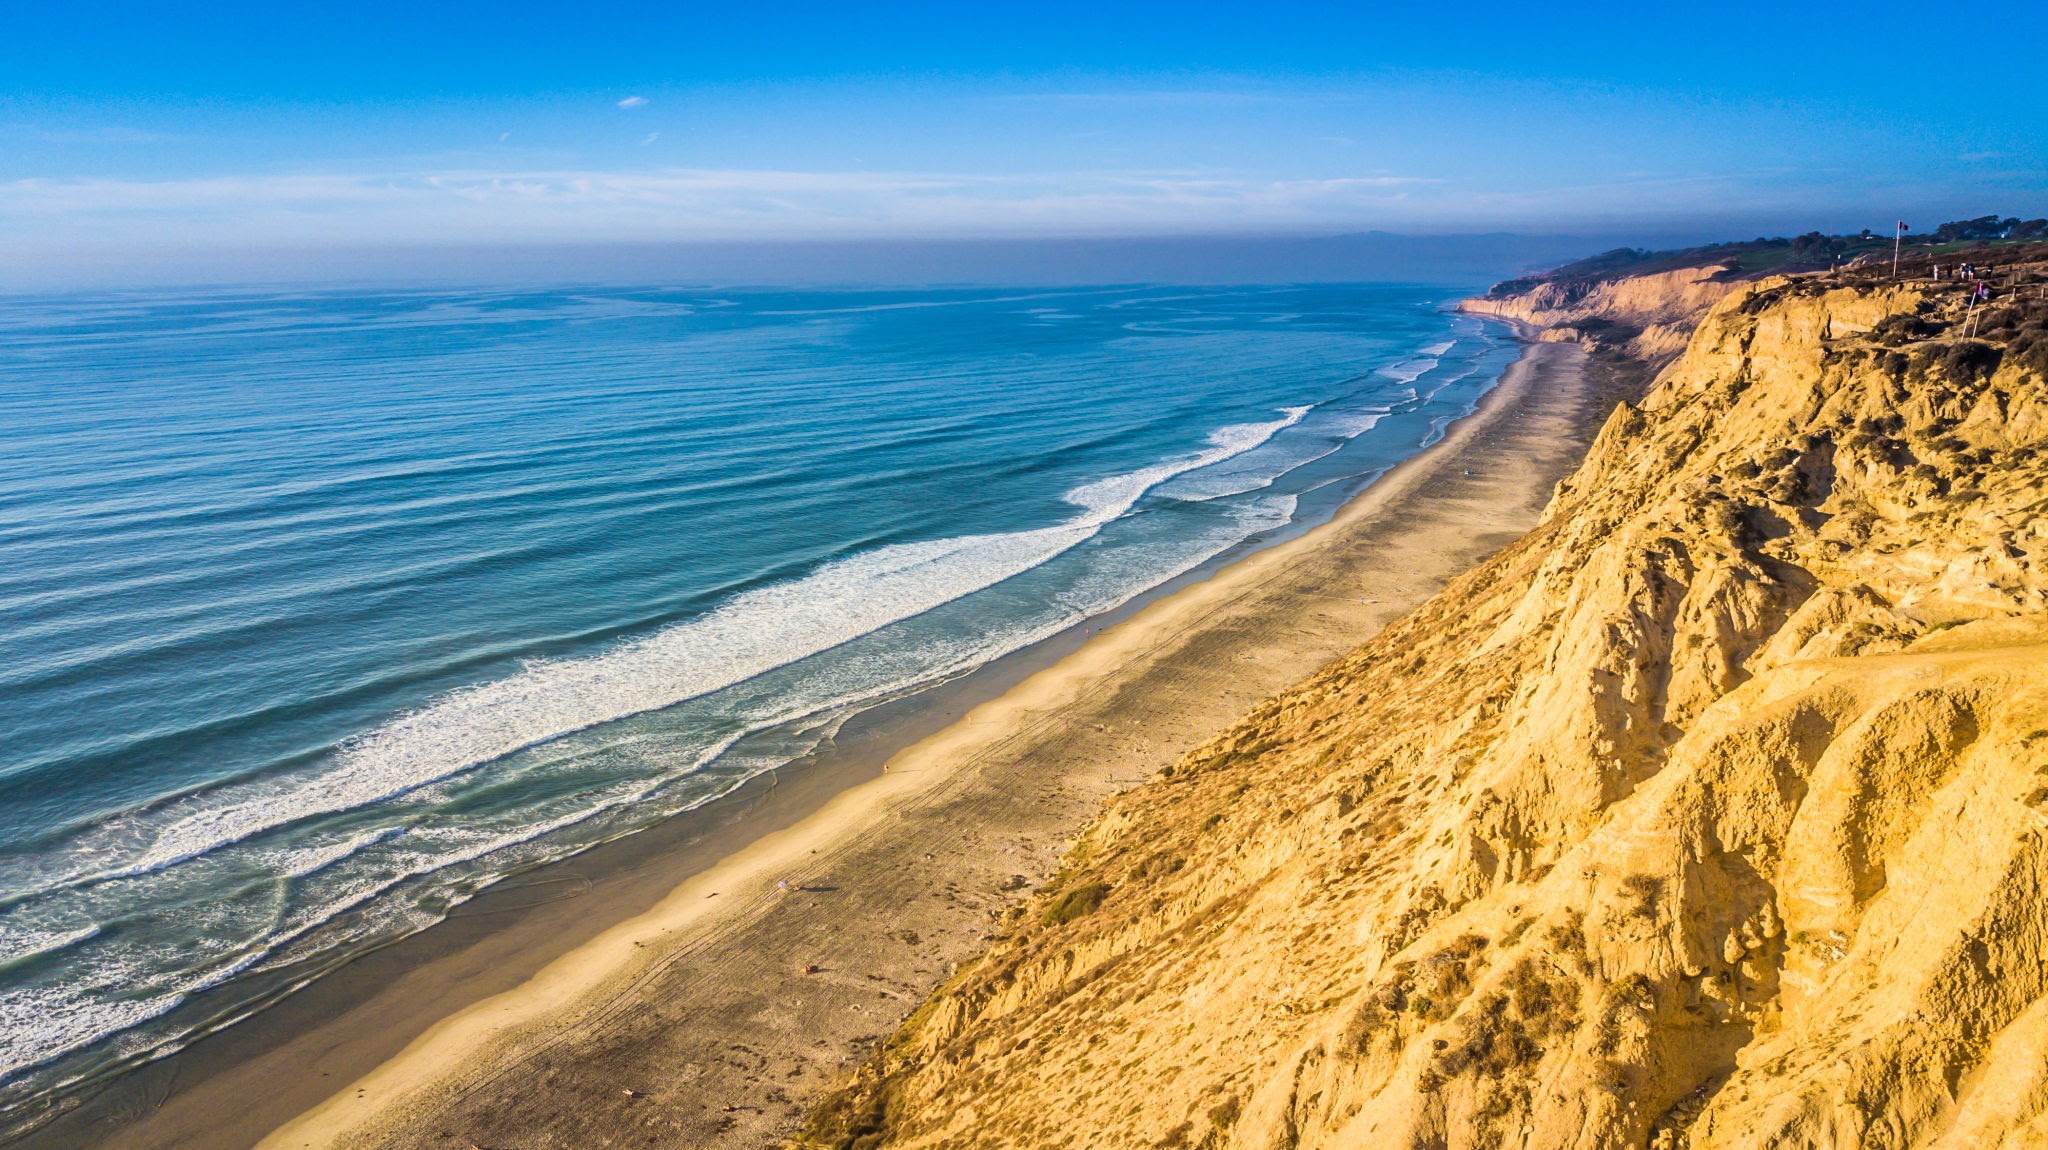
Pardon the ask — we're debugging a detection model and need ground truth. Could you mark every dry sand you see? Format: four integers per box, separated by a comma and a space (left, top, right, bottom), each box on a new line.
68, 335, 1617, 1150
803, 268, 2048, 1149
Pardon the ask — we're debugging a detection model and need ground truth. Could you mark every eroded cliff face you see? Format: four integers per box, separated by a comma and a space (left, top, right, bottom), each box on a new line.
802, 267, 2048, 1150
1463, 265, 1745, 360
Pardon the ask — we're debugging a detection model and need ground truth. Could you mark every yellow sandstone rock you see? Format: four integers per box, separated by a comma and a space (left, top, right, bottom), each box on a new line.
1463, 264, 1746, 361
801, 258, 2048, 1150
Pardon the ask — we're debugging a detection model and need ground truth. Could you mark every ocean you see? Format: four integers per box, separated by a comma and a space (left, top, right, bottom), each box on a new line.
0, 282, 1516, 1124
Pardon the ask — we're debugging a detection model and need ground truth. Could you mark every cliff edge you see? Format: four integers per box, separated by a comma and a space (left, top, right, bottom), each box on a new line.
1461, 264, 1745, 361
802, 250, 2048, 1149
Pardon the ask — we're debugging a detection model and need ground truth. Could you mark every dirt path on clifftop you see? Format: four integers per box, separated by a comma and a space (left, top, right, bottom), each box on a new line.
239, 338, 1615, 1150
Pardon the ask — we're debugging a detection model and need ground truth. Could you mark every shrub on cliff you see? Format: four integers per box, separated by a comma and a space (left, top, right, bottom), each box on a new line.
1938, 340, 2004, 385
1041, 882, 1111, 926
2009, 329, 2048, 378
1873, 313, 1938, 346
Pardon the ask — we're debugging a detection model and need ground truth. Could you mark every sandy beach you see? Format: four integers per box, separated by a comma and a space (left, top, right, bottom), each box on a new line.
47, 332, 1617, 1150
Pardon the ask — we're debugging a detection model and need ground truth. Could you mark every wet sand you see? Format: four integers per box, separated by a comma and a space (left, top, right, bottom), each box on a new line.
47, 333, 1621, 1150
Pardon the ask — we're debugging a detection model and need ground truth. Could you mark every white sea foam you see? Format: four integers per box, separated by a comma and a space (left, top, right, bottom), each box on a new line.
1376, 356, 1439, 386
0, 977, 180, 1089
0, 482, 1312, 1086
3, 491, 1288, 1091
1153, 396, 1418, 505
0, 752, 744, 1084
1320, 408, 1389, 438
0, 906, 299, 1084
1160, 441, 1343, 503
9, 408, 1308, 901
1416, 366, 1479, 403
0, 925, 99, 971
267, 825, 408, 881
1421, 340, 1456, 356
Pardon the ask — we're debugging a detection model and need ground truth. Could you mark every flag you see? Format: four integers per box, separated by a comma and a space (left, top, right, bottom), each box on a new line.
1898, 221, 1909, 232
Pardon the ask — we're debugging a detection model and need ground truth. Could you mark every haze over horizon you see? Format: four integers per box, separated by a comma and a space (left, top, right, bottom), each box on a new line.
4, 0, 2044, 286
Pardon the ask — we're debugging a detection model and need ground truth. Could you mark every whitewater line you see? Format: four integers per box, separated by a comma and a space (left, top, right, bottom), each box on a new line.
1, 407, 1309, 902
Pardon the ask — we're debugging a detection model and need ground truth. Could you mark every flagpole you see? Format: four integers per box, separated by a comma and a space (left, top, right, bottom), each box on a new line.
1892, 221, 1905, 279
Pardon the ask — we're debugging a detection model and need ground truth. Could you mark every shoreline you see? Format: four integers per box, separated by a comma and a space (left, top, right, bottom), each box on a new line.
21, 508, 1292, 1150
17, 331, 1483, 1150
43, 325, 1617, 1150
16, 534, 1195, 1150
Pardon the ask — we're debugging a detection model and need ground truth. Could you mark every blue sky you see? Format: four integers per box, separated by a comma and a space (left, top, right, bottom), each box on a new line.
3, 1, 2044, 282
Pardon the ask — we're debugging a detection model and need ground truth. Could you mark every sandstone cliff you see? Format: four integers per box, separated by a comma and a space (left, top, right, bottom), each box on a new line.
1462, 265, 1745, 360
802, 255, 2048, 1150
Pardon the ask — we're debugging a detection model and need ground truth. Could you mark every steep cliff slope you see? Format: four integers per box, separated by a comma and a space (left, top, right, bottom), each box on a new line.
1463, 265, 1745, 360
801, 261, 2048, 1150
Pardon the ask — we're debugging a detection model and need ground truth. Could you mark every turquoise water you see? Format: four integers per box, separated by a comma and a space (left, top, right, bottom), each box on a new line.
0, 282, 1515, 1119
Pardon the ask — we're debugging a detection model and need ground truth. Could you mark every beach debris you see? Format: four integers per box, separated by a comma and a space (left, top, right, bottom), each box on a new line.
805, 963, 824, 974
620, 1087, 641, 1098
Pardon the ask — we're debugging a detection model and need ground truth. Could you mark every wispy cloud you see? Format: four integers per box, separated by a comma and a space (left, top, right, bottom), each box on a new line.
616, 96, 648, 109
0, 161, 1994, 263
642, 132, 660, 145
0, 166, 1461, 248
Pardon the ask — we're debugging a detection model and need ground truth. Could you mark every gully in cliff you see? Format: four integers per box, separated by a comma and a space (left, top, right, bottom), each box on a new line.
801, 239, 2048, 1150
